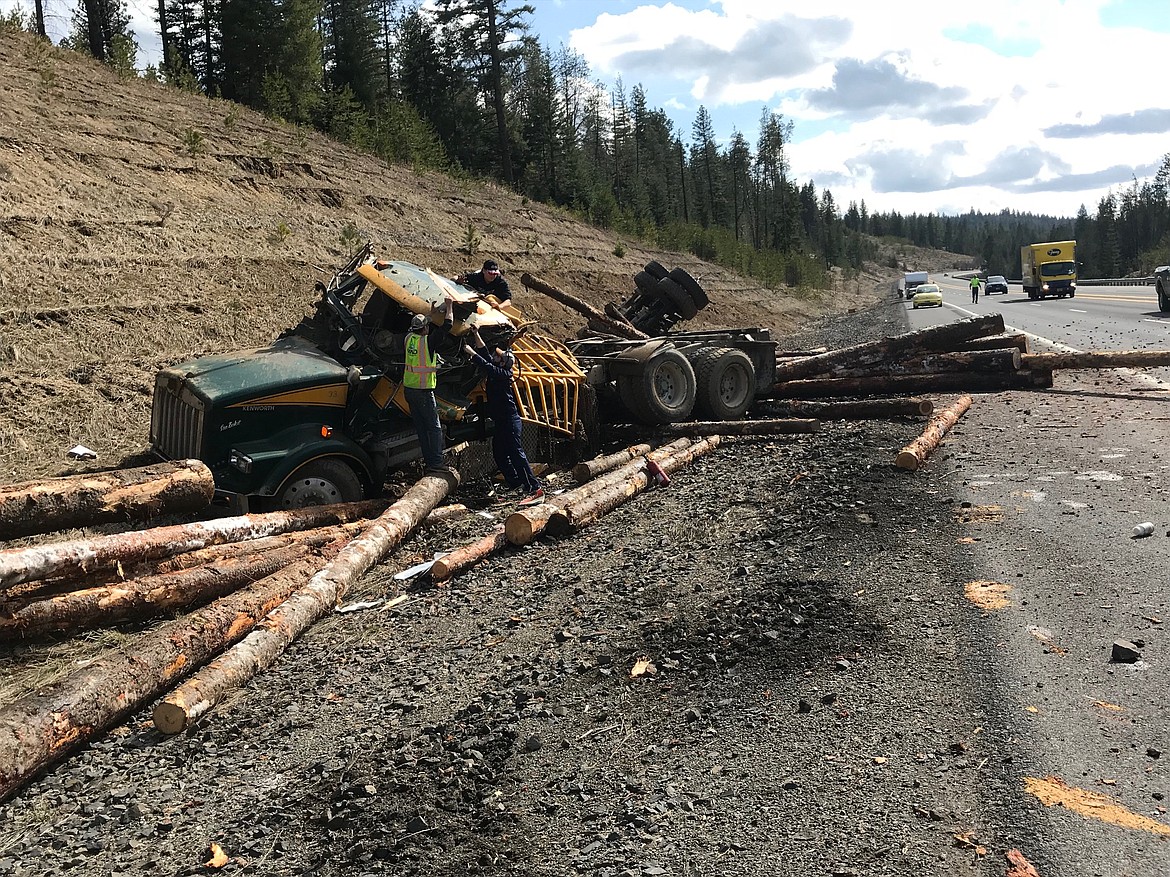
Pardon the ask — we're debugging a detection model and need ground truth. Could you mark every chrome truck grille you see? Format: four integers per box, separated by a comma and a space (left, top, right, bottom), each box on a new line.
150, 373, 206, 460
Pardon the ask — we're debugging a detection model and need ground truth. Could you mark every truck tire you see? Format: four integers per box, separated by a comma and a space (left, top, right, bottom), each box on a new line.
643, 260, 669, 280
691, 347, 755, 421
276, 458, 364, 508
616, 349, 696, 424
667, 267, 710, 309
656, 277, 698, 319
1158, 279, 1170, 313
634, 270, 659, 295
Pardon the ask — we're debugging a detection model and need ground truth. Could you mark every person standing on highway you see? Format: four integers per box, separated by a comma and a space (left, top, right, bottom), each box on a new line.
404, 293, 455, 474
970, 275, 981, 303
462, 326, 544, 507
458, 259, 512, 308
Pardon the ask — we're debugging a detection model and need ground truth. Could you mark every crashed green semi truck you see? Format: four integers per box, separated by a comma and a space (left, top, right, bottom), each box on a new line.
149, 247, 775, 511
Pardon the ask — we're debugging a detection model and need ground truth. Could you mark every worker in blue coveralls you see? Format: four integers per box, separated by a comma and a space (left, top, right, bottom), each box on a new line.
462, 327, 544, 507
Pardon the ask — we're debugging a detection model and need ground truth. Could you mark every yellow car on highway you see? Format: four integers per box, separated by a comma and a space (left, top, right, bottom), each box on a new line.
911, 283, 943, 308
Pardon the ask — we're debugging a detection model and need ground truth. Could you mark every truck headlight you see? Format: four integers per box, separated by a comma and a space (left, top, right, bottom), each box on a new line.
1042, 283, 1049, 291
229, 450, 253, 473
1070, 282, 1076, 289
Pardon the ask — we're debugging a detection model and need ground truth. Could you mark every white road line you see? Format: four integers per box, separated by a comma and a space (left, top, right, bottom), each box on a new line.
942, 301, 1170, 390
1068, 309, 1087, 313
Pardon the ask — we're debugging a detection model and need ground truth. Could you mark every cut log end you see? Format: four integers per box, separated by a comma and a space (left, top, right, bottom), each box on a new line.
152, 700, 193, 735
895, 451, 922, 471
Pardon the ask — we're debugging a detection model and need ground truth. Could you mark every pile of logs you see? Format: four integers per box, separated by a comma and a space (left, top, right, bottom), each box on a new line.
768, 313, 1170, 398
0, 435, 728, 802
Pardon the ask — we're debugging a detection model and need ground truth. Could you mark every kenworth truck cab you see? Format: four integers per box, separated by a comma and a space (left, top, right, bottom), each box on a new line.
149, 245, 588, 511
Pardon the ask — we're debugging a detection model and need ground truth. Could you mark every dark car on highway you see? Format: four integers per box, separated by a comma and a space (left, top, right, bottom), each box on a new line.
985, 274, 1009, 295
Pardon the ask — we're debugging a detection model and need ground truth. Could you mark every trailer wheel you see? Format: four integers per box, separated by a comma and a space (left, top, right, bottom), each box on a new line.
691, 348, 755, 420
277, 459, 364, 508
656, 277, 698, 319
644, 260, 669, 280
617, 349, 696, 424
634, 270, 660, 295
667, 267, 710, 309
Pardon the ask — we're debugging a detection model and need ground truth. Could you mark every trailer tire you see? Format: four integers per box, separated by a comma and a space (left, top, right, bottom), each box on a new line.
644, 260, 669, 280
634, 270, 660, 295
667, 267, 710, 309
691, 347, 755, 420
276, 458, 364, 508
656, 277, 699, 319
617, 349, 696, 424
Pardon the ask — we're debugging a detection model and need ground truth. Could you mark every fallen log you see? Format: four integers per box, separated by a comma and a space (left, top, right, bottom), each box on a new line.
423, 503, 471, 525
548, 436, 722, 536
1020, 350, 1170, 370
755, 398, 934, 419
0, 499, 386, 592
0, 459, 214, 541
520, 272, 650, 341
504, 439, 690, 545
0, 544, 309, 639
774, 369, 1052, 398
772, 314, 1006, 384
827, 348, 1022, 379
151, 472, 455, 735
0, 548, 334, 802
954, 333, 1031, 353
3, 521, 370, 603
572, 444, 653, 482
654, 419, 819, 437
895, 395, 973, 471
430, 526, 507, 582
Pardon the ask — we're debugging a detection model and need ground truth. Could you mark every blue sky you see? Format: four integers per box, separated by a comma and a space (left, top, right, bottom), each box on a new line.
6, 0, 1167, 219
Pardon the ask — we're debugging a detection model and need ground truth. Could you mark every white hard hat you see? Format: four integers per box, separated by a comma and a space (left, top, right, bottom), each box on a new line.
410, 313, 428, 331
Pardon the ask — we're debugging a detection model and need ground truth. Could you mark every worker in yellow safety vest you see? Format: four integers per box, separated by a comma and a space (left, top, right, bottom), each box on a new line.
404, 293, 454, 472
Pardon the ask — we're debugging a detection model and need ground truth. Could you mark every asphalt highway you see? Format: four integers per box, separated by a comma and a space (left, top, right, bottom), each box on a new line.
905, 276, 1170, 874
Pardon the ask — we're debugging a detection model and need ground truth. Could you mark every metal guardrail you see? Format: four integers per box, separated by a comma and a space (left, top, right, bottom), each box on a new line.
1077, 277, 1155, 286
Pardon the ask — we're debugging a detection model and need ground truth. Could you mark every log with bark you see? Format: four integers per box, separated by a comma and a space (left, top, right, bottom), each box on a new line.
1020, 351, 1170, 370
895, 395, 974, 471
0, 547, 336, 802
520, 272, 650, 341
773, 369, 1052, 398
756, 397, 934, 419
504, 439, 691, 546
0, 499, 386, 592
571, 444, 654, 482
0, 459, 215, 541
151, 471, 455, 735
430, 526, 508, 582
547, 436, 722, 537
654, 419, 819, 437
954, 333, 1031, 353
826, 348, 1022, 379
0, 544, 309, 639
771, 314, 1007, 384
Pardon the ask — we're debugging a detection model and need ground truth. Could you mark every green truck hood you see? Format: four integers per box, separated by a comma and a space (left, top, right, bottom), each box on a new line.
160, 336, 348, 407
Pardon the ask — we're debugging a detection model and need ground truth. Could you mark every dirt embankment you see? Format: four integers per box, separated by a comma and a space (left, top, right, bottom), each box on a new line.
0, 27, 936, 483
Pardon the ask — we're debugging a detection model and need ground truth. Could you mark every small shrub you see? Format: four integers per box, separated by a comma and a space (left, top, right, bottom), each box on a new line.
339, 222, 362, 250
269, 221, 292, 245
462, 223, 481, 258
182, 127, 205, 160
223, 105, 240, 134
612, 242, 626, 258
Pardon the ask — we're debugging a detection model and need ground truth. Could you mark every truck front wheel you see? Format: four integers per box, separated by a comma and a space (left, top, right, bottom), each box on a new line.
1158, 279, 1170, 312
276, 459, 364, 508
692, 348, 755, 420
617, 349, 696, 424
